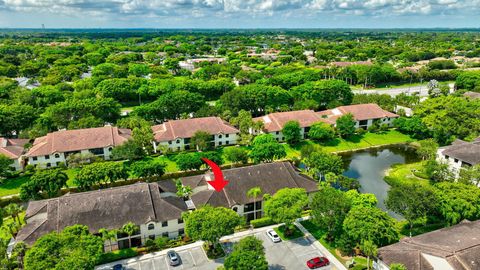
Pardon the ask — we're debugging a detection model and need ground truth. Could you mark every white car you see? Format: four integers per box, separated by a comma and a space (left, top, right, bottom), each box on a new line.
266, 229, 281, 243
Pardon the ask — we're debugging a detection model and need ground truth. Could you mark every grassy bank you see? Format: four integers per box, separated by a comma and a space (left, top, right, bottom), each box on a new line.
383, 161, 429, 187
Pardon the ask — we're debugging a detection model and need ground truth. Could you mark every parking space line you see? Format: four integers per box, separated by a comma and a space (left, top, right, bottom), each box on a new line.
190, 251, 197, 266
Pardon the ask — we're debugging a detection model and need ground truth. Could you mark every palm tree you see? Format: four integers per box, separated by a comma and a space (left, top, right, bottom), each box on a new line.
99, 228, 117, 252
246, 187, 262, 220
7, 221, 17, 237
122, 222, 139, 249
361, 240, 378, 270
5, 203, 23, 224
175, 180, 193, 200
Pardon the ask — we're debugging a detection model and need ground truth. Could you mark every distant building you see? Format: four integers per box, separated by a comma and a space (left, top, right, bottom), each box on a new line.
464, 91, 480, 100
253, 104, 398, 142
376, 219, 480, 270
152, 117, 239, 152
0, 138, 29, 171
178, 58, 226, 71
436, 137, 480, 177
329, 61, 373, 68
25, 126, 131, 169
17, 162, 317, 248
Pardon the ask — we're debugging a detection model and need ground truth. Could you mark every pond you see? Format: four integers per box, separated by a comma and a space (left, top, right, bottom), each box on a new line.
339, 145, 420, 219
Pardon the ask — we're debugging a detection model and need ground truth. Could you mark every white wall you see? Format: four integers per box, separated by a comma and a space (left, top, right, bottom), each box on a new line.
267, 128, 306, 142
155, 132, 239, 152
139, 219, 185, 243
436, 148, 464, 177
28, 146, 114, 169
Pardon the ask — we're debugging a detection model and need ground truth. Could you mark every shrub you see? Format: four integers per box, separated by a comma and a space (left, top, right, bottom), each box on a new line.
250, 217, 275, 228
98, 248, 138, 265
154, 237, 169, 250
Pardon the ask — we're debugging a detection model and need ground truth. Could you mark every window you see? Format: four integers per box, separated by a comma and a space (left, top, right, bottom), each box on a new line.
32, 157, 37, 161
178, 229, 185, 236
226, 141, 229, 145
232, 206, 238, 212
149, 235, 155, 240
56, 162, 61, 166
276, 131, 279, 135
46, 163, 51, 168
176, 139, 180, 144
148, 223, 155, 230
244, 203, 254, 212
162, 221, 168, 227
218, 135, 222, 139
359, 120, 368, 126
178, 218, 183, 224
219, 142, 222, 146
108, 147, 113, 152
454, 158, 459, 163
162, 232, 169, 238
44, 155, 50, 160
445, 155, 449, 159
54, 153, 60, 158
90, 148, 104, 155
168, 141, 172, 145
226, 134, 229, 138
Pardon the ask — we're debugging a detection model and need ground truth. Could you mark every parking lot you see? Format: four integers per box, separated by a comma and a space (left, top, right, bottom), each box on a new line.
97, 227, 336, 270
223, 231, 335, 270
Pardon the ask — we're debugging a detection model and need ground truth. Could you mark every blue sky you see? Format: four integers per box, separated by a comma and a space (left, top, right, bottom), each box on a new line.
0, 0, 479, 28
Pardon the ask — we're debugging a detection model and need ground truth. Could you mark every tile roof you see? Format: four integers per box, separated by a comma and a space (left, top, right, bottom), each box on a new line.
152, 117, 239, 142
181, 161, 318, 208
0, 138, 28, 159
253, 110, 326, 133
17, 182, 187, 245
441, 138, 480, 165
378, 220, 480, 270
315, 103, 398, 122
25, 126, 131, 157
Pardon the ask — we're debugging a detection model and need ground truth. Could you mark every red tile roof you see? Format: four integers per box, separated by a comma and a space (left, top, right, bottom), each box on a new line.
25, 126, 131, 157
0, 138, 28, 159
335, 104, 398, 121
253, 110, 326, 133
152, 117, 239, 142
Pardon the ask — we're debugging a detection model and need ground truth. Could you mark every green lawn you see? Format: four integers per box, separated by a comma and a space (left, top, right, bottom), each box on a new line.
153, 156, 179, 173
0, 176, 29, 197
300, 220, 368, 269
274, 225, 304, 241
384, 161, 429, 187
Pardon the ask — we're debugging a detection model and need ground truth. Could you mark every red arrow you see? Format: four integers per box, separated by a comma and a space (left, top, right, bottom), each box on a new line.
201, 157, 229, 192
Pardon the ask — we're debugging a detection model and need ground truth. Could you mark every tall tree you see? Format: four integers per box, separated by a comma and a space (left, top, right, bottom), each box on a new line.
282, 120, 302, 145
264, 188, 307, 235
310, 184, 351, 241
246, 187, 262, 220
4, 204, 23, 225
433, 182, 480, 225
99, 228, 117, 253
0, 155, 13, 178
223, 147, 249, 165
416, 139, 438, 160
336, 113, 356, 138
121, 222, 139, 249
249, 134, 286, 163
191, 130, 213, 151
308, 122, 336, 141
224, 236, 268, 270
304, 150, 344, 178
19, 169, 68, 200
361, 240, 378, 270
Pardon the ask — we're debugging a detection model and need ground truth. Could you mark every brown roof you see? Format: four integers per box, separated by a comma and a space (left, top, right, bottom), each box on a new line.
0, 138, 28, 159
17, 182, 187, 245
441, 138, 480, 165
181, 161, 318, 208
152, 117, 239, 142
25, 126, 131, 157
317, 103, 399, 122
253, 110, 326, 133
378, 220, 480, 270
464, 91, 480, 99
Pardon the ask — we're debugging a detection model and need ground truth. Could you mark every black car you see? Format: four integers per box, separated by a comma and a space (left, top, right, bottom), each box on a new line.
112, 264, 124, 270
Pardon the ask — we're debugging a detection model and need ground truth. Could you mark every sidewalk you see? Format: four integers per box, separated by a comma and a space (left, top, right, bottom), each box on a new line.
296, 217, 347, 270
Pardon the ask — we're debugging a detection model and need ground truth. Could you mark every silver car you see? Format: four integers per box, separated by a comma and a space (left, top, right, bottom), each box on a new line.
266, 229, 281, 243
167, 250, 181, 266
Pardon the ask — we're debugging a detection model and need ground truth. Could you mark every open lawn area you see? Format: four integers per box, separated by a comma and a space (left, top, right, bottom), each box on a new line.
384, 161, 430, 187
0, 176, 29, 198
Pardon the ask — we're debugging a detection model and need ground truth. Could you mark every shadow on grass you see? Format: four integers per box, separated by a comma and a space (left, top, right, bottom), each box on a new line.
345, 134, 364, 144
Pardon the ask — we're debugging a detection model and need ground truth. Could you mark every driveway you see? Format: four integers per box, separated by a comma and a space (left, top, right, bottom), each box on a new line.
96, 224, 345, 270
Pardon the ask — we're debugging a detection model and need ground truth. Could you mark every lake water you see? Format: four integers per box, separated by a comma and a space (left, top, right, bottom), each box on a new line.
339, 145, 420, 219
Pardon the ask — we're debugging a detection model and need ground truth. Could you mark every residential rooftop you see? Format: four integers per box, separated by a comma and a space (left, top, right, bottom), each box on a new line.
378, 219, 480, 270
152, 116, 239, 142
440, 138, 480, 165
25, 126, 131, 157
0, 138, 29, 159
253, 110, 325, 132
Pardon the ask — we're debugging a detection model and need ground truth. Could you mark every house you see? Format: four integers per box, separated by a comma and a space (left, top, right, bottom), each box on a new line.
16, 182, 188, 249
17, 162, 317, 248
253, 104, 399, 141
317, 104, 399, 130
25, 126, 131, 169
152, 117, 239, 152
253, 110, 325, 142
180, 161, 318, 222
436, 137, 480, 177
375, 220, 480, 270
0, 138, 29, 171
329, 61, 373, 68
178, 58, 226, 71
464, 91, 480, 100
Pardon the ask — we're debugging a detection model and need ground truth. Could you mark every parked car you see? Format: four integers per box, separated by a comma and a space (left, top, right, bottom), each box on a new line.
167, 250, 181, 266
306, 257, 330, 269
266, 229, 281, 243
112, 264, 125, 270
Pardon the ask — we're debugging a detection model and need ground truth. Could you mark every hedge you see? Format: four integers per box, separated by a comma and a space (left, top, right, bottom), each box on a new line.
250, 217, 274, 228
98, 248, 138, 265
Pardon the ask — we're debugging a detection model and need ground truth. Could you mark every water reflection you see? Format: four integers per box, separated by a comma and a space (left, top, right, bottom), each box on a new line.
339, 145, 420, 220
